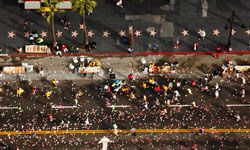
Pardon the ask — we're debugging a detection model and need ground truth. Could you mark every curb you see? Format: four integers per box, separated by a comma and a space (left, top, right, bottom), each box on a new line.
2, 50, 250, 57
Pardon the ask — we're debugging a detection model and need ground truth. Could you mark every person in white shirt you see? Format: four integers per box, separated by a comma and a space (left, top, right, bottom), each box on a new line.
144, 102, 148, 110
242, 77, 246, 85
116, 0, 123, 8
241, 88, 245, 98
187, 88, 193, 95
199, 31, 206, 40
85, 117, 89, 126
128, 47, 133, 53
174, 90, 180, 97
235, 114, 241, 121
215, 83, 219, 90
215, 90, 219, 98
176, 81, 181, 88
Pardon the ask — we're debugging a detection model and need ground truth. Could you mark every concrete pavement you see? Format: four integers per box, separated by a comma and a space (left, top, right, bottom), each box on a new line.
1, 0, 250, 53
0, 53, 249, 81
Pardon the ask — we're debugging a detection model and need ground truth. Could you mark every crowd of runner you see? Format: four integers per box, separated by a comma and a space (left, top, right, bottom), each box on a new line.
0, 61, 249, 149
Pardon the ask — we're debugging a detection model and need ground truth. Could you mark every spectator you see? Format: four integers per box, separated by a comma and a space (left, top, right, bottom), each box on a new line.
128, 47, 133, 53
116, 0, 123, 8
16, 47, 23, 53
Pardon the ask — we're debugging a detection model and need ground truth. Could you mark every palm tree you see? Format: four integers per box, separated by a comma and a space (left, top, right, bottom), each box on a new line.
71, 0, 97, 46
40, 0, 64, 50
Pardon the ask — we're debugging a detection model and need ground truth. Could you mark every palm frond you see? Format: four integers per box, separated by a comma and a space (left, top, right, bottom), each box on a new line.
72, 0, 97, 15
46, 15, 51, 23
89, 0, 97, 7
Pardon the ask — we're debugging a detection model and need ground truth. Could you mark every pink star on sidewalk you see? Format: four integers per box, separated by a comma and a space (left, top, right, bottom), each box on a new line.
213, 29, 220, 36
87, 30, 95, 37
56, 31, 63, 38
24, 32, 30, 38
150, 30, 157, 36
79, 24, 85, 30
72, 31, 78, 37
119, 30, 126, 37
8, 31, 15, 38
134, 30, 141, 37
103, 31, 110, 37
245, 29, 250, 36
40, 31, 47, 38
181, 29, 189, 36
231, 28, 236, 36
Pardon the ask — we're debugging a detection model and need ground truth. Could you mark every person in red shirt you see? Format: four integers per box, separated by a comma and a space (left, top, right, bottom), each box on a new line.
191, 80, 196, 86
128, 73, 134, 81
215, 52, 221, 58
216, 46, 222, 52
61, 44, 68, 53
154, 85, 161, 92
215, 45, 222, 58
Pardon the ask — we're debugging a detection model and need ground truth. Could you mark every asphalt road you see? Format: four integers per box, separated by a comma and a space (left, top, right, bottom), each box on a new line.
0, 54, 249, 149
0, 132, 250, 149
0, 75, 249, 131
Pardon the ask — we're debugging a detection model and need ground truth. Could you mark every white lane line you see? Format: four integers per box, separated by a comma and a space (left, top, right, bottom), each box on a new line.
107, 105, 131, 108
0, 107, 20, 110
226, 104, 250, 107
51, 105, 78, 109
169, 105, 192, 107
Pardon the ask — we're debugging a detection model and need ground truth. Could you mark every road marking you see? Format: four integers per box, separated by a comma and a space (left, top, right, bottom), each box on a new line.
51, 105, 77, 109
0, 107, 20, 110
169, 105, 192, 107
226, 104, 250, 107
107, 105, 131, 108
0, 129, 249, 135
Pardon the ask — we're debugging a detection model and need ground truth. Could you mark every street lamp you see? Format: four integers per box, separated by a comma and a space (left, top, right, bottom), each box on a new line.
225, 11, 246, 51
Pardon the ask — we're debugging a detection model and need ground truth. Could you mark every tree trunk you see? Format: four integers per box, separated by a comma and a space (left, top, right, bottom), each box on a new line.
51, 13, 57, 50
83, 14, 88, 45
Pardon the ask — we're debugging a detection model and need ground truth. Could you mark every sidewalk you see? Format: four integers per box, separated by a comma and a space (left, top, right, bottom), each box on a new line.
2, 0, 250, 53
0, 53, 249, 81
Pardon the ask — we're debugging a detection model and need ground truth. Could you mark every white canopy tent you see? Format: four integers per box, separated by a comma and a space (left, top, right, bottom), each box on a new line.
19, 0, 72, 10
24, 0, 41, 10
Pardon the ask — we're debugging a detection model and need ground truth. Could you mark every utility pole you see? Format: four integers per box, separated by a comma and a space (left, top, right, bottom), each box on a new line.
226, 11, 235, 50
128, 26, 134, 48
226, 11, 245, 50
